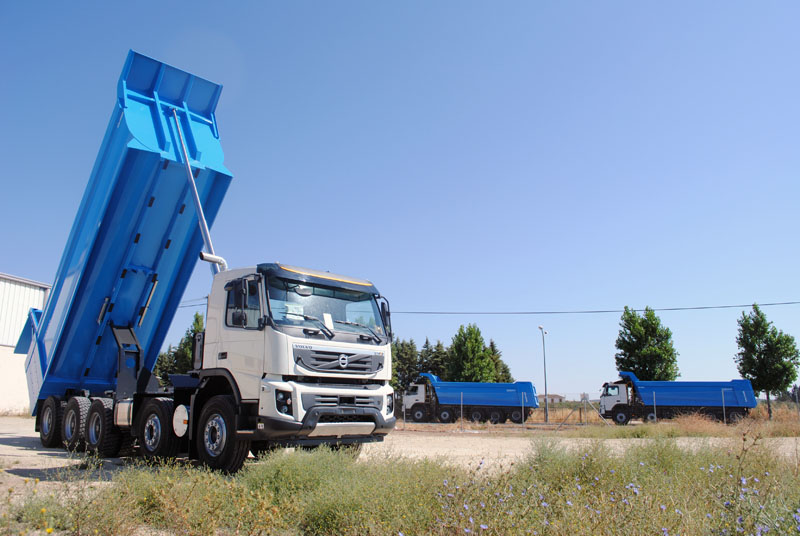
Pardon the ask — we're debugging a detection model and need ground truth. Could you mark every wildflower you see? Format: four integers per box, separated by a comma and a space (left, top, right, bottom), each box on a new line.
639, 462, 645, 466
741, 477, 747, 485
737, 517, 743, 524
660, 505, 666, 511
675, 509, 683, 516
46, 530, 53, 535
707, 514, 713, 519
610, 469, 615, 474
464, 504, 469, 510
465, 529, 471, 534
447, 493, 454, 498
40, 508, 46, 514
566, 501, 572, 506
480, 502, 485, 508
469, 517, 473, 523
623, 499, 629, 506
662, 529, 669, 536
480, 525, 488, 530
399, 533, 404, 536
541, 502, 548, 507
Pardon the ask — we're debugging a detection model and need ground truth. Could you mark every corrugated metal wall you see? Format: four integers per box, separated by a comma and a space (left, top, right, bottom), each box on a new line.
0, 275, 49, 347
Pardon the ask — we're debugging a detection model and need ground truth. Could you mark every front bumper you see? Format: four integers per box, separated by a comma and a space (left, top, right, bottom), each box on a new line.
240, 406, 396, 446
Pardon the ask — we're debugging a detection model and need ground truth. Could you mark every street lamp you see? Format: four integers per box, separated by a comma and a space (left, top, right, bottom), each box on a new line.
538, 325, 549, 424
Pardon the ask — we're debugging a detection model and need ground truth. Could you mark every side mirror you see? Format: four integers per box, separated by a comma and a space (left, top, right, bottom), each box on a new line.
231, 310, 247, 327
380, 298, 392, 339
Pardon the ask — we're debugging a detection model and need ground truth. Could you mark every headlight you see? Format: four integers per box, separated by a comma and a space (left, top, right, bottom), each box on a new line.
386, 393, 394, 414
276, 390, 293, 415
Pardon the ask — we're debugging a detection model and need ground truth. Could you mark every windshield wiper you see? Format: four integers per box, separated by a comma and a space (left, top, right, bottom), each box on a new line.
284, 312, 334, 339
334, 320, 381, 343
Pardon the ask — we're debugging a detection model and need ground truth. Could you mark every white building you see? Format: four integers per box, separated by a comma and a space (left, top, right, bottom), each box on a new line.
0, 273, 50, 414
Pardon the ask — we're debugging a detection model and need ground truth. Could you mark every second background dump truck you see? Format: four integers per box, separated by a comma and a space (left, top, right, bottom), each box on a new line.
403, 373, 538, 424
599, 371, 757, 425
15, 51, 395, 473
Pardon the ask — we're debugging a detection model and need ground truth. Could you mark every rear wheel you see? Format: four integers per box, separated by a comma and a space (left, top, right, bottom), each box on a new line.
410, 404, 428, 423
509, 409, 524, 424
39, 396, 64, 448
469, 408, 485, 423
86, 398, 122, 457
487, 409, 504, 424
138, 398, 178, 460
645, 411, 658, 423
62, 397, 90, 451
437, 407, 455, 423
197, 395, 250, 473
727, 410, 745, 424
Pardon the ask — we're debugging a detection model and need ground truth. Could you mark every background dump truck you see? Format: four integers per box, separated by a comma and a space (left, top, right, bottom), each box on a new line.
14, 51, 395, 473
599, 371, 757, 425
403, 372, 538, 424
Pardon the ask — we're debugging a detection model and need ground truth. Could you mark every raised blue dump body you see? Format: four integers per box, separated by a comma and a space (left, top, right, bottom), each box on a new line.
15, 51, 232, 414
420, 373, 539, 408
620, 371, 757, 409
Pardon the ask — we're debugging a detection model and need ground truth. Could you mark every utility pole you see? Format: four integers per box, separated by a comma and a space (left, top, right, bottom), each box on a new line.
538, 325, 549, 423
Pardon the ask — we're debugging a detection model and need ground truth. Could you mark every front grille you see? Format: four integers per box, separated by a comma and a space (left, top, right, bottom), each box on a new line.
319, 414, 375, 423
301, 394, 381, 410
293, 347, 384, 374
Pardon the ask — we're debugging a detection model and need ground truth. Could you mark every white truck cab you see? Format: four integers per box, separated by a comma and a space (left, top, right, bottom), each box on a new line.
195, 263, 395, 457
599, 381, 629, 418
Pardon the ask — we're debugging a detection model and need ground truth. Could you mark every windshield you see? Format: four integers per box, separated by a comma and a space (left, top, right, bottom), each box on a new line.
267, 277, 386, 339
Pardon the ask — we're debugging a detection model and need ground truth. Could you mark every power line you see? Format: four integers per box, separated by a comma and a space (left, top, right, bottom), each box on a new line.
392, 301, 800, 316
176, 297, 800, 315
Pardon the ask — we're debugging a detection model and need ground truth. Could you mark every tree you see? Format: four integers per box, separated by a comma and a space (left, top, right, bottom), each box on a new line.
615, 306, 679, 381
735, 304, 800, 420
447, 324, 496, 383
154, 312, 204, 385
391, 338, 419, 393
487, 339, 514, 383
418, 338, 448, 379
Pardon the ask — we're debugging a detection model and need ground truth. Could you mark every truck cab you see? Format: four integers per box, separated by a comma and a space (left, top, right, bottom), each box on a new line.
200, 263, 396, 450
599, 380, 631, 423
402, 382, 429, 422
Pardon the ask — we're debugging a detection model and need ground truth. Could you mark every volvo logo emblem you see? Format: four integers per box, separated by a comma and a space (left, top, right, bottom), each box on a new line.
338, 354, 349, 368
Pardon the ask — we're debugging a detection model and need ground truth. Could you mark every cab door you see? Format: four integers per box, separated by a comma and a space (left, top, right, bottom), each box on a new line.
217, 275, 265, 401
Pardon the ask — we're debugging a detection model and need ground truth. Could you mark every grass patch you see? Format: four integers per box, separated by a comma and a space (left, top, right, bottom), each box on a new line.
6, 436, 800, 535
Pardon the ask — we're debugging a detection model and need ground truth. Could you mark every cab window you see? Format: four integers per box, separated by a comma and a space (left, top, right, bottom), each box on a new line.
226, 279, 261, 329
605, 385, 619, 396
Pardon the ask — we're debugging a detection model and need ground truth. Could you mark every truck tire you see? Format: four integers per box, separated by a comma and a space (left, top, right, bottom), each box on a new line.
487, 409, 504, 424
39, 396, 64, 448
509, 409, 524, 424
645, 411, 657, 423
469, 408, 485, 423
410, 404, 428, 423
86, 398, 122, 457
727, 410, 744, 424
138, 398, 179, 460
197, 395, 250, 473
62, 396, 90, 451
613, 409, 631, 426
437, 407, 455, 423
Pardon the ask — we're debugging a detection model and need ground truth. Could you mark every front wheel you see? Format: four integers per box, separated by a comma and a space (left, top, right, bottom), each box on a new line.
614, 409, 631, 426
410, 404, 428, 423
197, 395, 250, 473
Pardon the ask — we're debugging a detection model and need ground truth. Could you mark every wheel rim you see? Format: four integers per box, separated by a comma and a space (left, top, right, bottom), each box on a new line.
143, 414, 162, 452
441, 410, 451, 422
615, 413, 627, 423
471, 412, 482, 421
203, 413, 227, 458
88, 412, 102, 444
511, 411, 521, 421
414, 410, 424, 421
42, 406, 53, 436
65, 410, 77, 441
490, 412, 501, 423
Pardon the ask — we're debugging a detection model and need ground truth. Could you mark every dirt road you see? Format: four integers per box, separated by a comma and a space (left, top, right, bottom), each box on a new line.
2, 416, 798, 495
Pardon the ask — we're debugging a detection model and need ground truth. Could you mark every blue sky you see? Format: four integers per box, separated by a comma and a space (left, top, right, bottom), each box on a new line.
2, 2, 798, 398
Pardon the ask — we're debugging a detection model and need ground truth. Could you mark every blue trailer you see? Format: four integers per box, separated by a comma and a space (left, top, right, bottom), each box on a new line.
599, 371, 757, 425
14, 51, 396, 472
402, 372, 538, 424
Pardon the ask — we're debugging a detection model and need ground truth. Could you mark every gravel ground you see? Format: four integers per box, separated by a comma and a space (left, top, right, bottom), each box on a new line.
2, 415, 798, 496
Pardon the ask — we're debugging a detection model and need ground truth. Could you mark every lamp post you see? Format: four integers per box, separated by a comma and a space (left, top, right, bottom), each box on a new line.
538, 325, 549, 423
